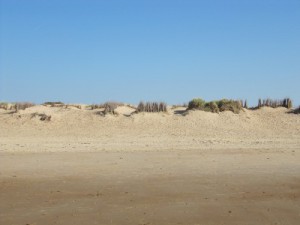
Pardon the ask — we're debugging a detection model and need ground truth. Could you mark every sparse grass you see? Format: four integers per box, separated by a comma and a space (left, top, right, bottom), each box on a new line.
14, 102, 35, 112
257, 98, 292, 109
90, 102, 124, 111
137, 102, 167, 113
188, 98, 242, 114
90, 104, 104, 110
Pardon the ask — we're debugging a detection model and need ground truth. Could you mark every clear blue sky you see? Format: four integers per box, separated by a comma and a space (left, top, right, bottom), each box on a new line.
0, 0, 299, 106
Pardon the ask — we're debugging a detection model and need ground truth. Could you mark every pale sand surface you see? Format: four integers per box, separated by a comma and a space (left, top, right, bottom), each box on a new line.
0, 106, 299, 224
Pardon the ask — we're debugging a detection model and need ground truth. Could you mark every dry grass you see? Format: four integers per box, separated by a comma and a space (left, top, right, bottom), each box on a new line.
14, 102, 35, 112
257, 98, 292, 109
137, 102, 167, 113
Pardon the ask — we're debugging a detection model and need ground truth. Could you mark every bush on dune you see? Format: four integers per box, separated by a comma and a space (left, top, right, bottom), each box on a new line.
188, 98, 205, 110
187, 98, 242, 114
216, 99, 242, 114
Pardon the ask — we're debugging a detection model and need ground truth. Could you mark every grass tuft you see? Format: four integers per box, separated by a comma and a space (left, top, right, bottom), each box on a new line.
137, 101, 167, 113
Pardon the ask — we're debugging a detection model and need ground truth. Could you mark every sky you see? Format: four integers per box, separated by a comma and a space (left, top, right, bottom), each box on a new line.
0, 0, 299, 106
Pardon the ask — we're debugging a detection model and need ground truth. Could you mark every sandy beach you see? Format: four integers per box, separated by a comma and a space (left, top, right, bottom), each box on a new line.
0, 106, 299, 224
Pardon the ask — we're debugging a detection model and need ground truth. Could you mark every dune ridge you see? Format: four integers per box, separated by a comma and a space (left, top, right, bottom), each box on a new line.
0, 105, 299, 152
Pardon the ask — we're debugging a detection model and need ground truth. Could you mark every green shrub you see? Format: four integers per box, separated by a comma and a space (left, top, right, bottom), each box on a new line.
188, 98, 242, 114
216, 99, 242, 114
209, 101, 219, 113
188, 98, 205, 110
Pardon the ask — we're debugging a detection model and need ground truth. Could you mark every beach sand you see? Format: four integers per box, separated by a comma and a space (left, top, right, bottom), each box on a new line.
0, 106, 299, 224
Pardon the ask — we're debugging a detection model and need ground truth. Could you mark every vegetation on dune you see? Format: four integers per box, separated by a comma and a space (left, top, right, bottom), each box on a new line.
94, 102, 124, 115
90, 102, 124, 111
0, 102, 35, 111
137, 101, 167, 113
14, 102, 35, 112
188, 98, 243, 114
188, 98, 205, 110
43, 101, 64, 106
256, 98, 292, 109
102, 102, 119, 115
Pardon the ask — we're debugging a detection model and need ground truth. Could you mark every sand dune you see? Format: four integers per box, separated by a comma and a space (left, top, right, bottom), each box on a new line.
0, 105, 299, 152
